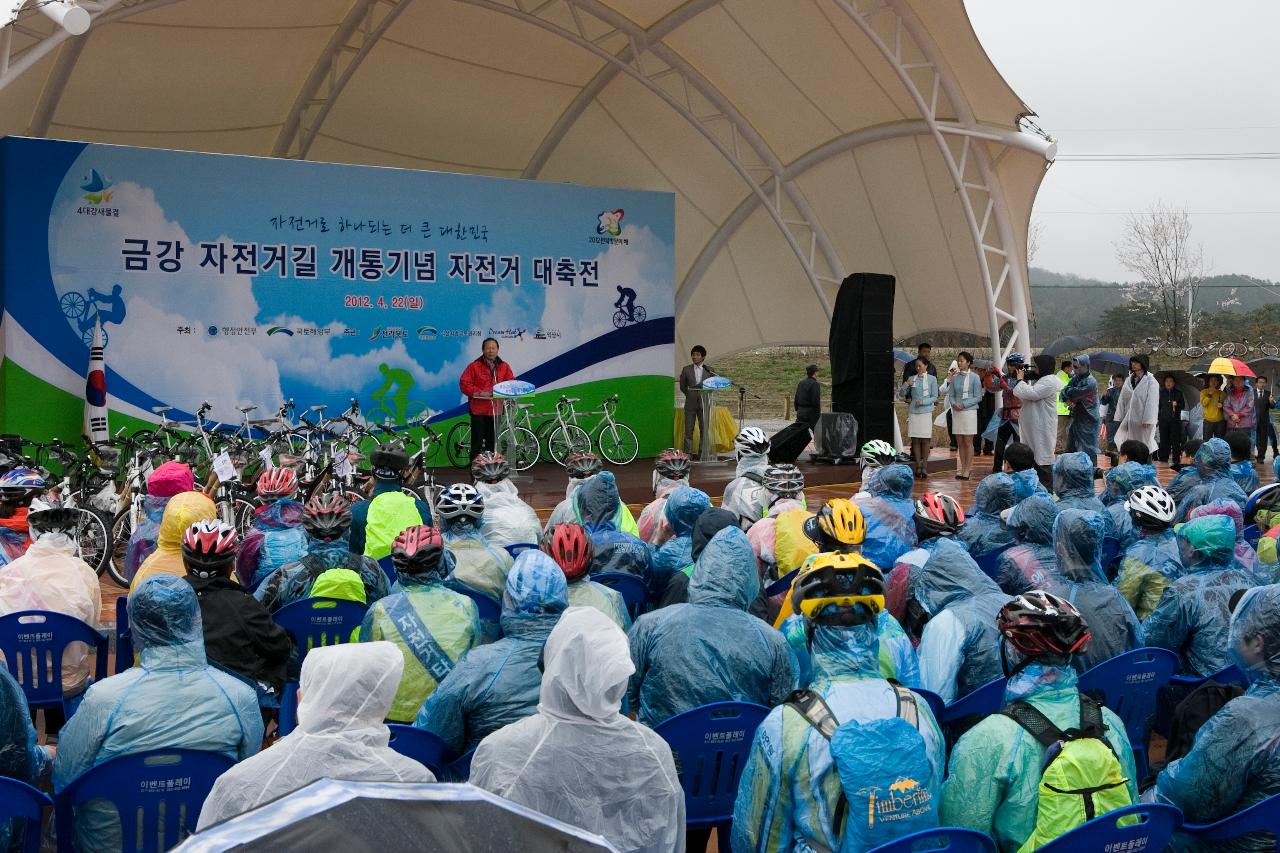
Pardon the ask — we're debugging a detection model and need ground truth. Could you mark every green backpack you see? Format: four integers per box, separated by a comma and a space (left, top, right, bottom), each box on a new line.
1002, 696, 1133, 852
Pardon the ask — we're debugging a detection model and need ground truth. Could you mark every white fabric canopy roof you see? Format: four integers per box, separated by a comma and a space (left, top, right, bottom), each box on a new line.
0, 0, 1052, 359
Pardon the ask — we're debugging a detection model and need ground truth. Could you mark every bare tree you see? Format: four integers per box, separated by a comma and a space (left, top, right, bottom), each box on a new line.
1027, 217, 1044, 265
1114, 202, 1205, 345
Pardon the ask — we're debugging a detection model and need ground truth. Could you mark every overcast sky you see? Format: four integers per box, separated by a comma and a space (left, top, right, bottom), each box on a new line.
966, 0, 1280, 283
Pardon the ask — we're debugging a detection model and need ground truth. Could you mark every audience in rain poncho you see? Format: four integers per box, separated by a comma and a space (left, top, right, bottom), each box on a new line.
576, 472, 653, 580
656, 507, 739, 609
129, 492, 217, 592
469, 607, 685, 853
1052, 451, 1108, 519
198, 642, 435, 828
0, 665, 50, 852
1102, 461, 1159, 553
474, 476, 542, 550
995, 493, 1062, 596
416, 550, 567, 753
1176, 438, 1249, 521
1188, 498, 1262, 583
855, 464, 918, 569
122, 461, 193, 581
650, 486, 711, 590
958, 473, 1018, 558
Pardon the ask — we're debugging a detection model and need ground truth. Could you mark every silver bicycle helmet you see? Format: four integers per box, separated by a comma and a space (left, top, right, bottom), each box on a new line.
437, 483, 484, 521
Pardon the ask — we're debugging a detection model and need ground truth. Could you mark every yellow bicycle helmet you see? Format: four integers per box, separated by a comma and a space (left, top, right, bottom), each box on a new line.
803, 498, 866, 551
791, 551, 885, 625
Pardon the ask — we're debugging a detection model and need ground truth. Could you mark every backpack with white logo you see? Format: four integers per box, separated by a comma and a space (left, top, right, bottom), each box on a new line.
787, 685, 939, 853
1001, 696, 1133, 852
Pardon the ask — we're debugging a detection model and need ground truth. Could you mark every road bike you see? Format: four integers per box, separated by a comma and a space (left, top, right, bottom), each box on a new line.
612, 302, 647, 329
585, 394, 640, 464
536, 397, 593, 466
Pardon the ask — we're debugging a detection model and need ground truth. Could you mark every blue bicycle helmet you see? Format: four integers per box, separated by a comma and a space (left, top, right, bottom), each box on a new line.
0, 467, 44, 491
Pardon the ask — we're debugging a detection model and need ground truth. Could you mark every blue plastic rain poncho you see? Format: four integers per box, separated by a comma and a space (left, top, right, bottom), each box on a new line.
780, 608, 921, 690
469, 607, 685, 853
732, 619, 945, 853
0, 664, 49, 851
53, 575, 262, 853
576, 472, 653, 579
1188, 499, 1263, 583
237, 499, 309, 588
1116, 527, 1184, 621
856, 464, 918, 570
416, 550, 567, 753
1176, 438, 1249, 522
959, 473, 1018, 558
1231, 459, 1262, 494
1143, 514, 1253, 677
723, 450, 771, 528
361, 545, 482, 723
1043, 510, 1142, 672
1103, 462, 1160, 554
912, 537, 1012, 703
1062, 354, 1100, 463
1052, 452, 1107, 517
650, 485, 711, 588
443, 518, 515, 604
1010, 468, 1049, 501
627, 527, 795, 726
255, 533, 391, 613
1153, 584, 1280, 853
197, 642, 436, 829
1167, 463, 1201, 506
941, 662, 1137, 852
996, 494, 1062, 596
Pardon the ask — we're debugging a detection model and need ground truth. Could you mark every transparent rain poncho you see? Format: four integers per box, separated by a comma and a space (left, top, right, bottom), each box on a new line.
0, 665, 48, 851
857, 464, 918, 570
1188, 499, 1262, 583
1052, 452, 1107, 517
959, 473, 1018, 558
576, 473, 653, 579
475, 479, 542, 549
469, 607, 685, 853
1176, 438, 1248, 522
650, 486, 711, 585
637, 473, 689, 546
723, 451, 771, 528
198, 641, 436, 830
995, 493, 1062, 596
1116, 526, 1184, 621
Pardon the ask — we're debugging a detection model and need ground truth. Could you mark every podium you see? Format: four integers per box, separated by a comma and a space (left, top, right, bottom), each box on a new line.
693, 376, 733, 462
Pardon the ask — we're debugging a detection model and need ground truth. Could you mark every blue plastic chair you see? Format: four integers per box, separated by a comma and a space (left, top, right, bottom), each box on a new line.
1243, 523, 1261, 549
765, 568, 799, 599
449, 747, 476, 781
504, 542, 540, 558
1181, 791, 1280, 851
938, 677, 1007, 726
53, 748, 235, 853
0, 610, 108, 718
0, 777, 52, 853
452, 584, 502, 625
1034, 803, 1182, 853
1169, 663, 1248, 689
594, 572, 648, 618
866, 826, 996, 853
912, 688, 946, 724
972, 547, 1009, 581
1078, 647, 1179, 778
273, 597, 368, 735
387, 724, 454, 777
654, 701, 770, 838
114, 595, 133, 675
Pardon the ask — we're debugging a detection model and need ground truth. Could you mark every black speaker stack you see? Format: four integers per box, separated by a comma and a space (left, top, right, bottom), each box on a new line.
829, 272, 896, 447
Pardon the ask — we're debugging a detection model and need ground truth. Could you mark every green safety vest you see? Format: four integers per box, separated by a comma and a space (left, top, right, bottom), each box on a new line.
364, 491, 425, 561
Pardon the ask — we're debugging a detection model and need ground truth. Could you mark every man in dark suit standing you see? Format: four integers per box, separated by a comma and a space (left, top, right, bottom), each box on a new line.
794, 364, 822, 428
901, 341, 938, 384
679, 345, 715, 454
1257, 375, 1278, 462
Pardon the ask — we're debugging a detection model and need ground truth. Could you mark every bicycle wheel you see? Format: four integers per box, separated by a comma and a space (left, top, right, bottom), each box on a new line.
1218, 342, 1236, 357
106, 508, 132, 588
1262, 343, 1279, 358
446, 422, 471, 468
77, 507, 112, 577
1165, 346, 1183, 358
546, 424, 591, 466
633, 305, 647, 323
233, 498, 258, 535
597, 422, 640, 465
612, 309, 627, 329
1184, 346, 1204, 359
497, 426, 540, 471
60, 291, 88, 319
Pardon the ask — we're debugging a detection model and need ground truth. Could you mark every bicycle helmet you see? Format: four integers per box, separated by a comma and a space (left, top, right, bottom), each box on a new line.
303, 492, 352, 541
653, 448, 691, 480
791, 552, 885, 627
256, 466, 298, 499
391, 524, 445, 574
542, 522, 594, 581
0, 467, 45, 495
1004, 352, 1025, 368
181, 519, 239, 578
471, 451, 510, 484
370, 446, 410, 479
802, 498, 866, 552
1126, 485, 1177, 530
997, 590, 1092, 662
914, 492, 964, 539
564, 451, 602, 479
734, 427, 770, 456
859, 439, 898, 469
763, 464, 805, 498
436, 483, 484, 521
26, 504, 81, 540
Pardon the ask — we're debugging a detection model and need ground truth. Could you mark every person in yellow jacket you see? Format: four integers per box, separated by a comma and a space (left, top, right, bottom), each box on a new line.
129, 491, 217, 592
1055, 360, 1072, 453
1201, 375, 1227, 441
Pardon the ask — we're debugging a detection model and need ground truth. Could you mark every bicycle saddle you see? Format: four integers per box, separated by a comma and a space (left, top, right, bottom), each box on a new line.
150, 406, 173, 414
237, 405, 258, 413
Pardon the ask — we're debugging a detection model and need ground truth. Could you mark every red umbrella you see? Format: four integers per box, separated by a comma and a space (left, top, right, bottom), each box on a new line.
1205, 357, 1256, 378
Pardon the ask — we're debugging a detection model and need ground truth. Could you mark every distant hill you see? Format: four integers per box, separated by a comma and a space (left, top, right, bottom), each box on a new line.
1028, 268, 1279, 345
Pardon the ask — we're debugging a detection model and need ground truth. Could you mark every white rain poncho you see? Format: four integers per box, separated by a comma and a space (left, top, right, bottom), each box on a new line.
476, 479, 542, 548
197, 641, 436, 829
0, 531, 101, 693
470, 607, 685, 853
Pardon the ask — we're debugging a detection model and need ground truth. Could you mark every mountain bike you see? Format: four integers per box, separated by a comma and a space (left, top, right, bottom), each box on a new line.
1184, 341, 1222, 359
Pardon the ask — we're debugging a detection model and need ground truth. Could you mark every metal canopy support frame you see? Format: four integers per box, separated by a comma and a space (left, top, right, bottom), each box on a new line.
457, 0, 845, 319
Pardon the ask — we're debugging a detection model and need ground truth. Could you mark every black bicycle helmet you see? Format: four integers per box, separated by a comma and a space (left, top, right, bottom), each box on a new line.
471, 451, 510, 484
26, 504, 81, 539
303, 492, 352, 542
370, 446, 409, 479
564, 451, 602, 479
997, 590, 1091, 663
654, 448, 691, 480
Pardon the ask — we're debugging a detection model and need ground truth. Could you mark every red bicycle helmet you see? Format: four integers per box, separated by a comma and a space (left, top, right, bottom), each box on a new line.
303, 492, 352, 541
471, 451, 510, 484
997, 590, 1092, 660
542, 523, 594, 581
564, 451, 602, 479
654, 448, 691, 480
182, 519, 238, 577
391, 524, 445, 574
914, 492, 964, 539
256, 466, 298, 498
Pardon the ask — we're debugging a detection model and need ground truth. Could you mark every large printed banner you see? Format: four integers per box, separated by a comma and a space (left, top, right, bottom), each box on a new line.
0, 137, 675, 453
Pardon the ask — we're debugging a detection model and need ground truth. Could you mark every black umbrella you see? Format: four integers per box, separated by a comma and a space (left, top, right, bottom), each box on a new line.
1042, 335, 1097, 357
1155, 370, 1203, 410
1086, 351, 1132, 377
1247, 356, 1280, 385
178, 780, 619, 853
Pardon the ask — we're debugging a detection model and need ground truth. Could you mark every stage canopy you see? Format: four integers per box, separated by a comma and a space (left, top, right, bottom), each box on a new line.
0, 0, 1053, 361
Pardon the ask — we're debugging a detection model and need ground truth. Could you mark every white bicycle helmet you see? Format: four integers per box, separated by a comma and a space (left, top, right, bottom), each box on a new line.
735, 427, 770, 455
860, 439, 898, 469
436, 483, 484, 521
1125, 485, 1176, 529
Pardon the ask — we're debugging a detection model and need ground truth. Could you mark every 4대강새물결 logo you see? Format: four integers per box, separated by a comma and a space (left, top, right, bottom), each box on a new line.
597, 209, 624, 237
